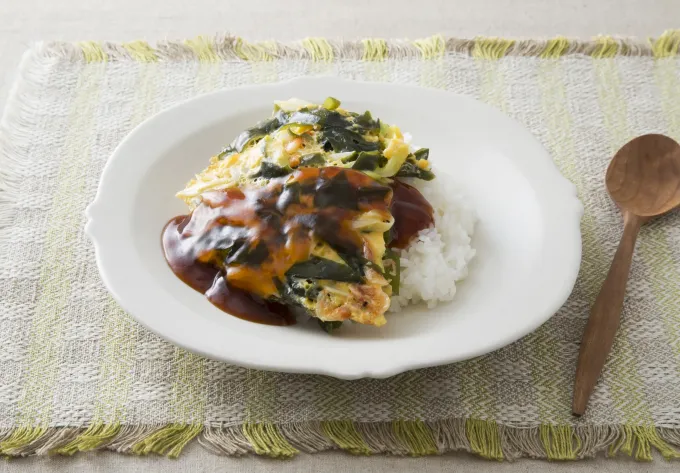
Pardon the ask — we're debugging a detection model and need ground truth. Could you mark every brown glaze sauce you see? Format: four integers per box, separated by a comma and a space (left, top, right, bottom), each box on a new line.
162, 216, 295, 325
388, 179, 435, 250
162, 167, 434, 325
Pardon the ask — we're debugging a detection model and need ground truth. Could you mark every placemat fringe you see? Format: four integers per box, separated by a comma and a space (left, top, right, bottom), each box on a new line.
53, 423, 121, 455
242, 422, 299, 458
199, 425, 255, 455
0, 421, 677, 460
130, 424, 202, 458
26, 30, 680, 64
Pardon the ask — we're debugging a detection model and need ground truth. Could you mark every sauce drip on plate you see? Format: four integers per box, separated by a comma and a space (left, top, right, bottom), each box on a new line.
162, 168, 434, 325
388, 179, 434, 250
162, 216, 295, 325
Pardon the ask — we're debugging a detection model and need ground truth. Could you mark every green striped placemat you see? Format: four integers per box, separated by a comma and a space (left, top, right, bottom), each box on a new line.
0, 31, 680, 460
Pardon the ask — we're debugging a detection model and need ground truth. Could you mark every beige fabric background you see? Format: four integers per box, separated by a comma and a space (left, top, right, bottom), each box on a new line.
0, 0, 678, 471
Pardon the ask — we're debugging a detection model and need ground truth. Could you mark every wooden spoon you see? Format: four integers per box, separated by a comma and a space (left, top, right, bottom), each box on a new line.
572, 134, 680, 416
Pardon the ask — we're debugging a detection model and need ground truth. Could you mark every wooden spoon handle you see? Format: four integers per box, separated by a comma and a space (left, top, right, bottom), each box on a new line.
572, 212, 642, 416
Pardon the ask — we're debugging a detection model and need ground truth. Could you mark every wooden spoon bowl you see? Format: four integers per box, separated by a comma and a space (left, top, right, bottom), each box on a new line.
606, 134, 680, 216
572, 134, 680, 416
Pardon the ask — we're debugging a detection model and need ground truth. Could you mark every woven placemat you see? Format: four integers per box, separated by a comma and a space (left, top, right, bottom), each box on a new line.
1, 31, 680, 460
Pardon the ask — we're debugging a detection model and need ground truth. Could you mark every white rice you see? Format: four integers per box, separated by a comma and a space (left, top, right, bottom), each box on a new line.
389, 175, 477, 311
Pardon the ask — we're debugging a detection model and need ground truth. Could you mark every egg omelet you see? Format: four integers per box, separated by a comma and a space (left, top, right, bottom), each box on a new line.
170, 98, 435, 331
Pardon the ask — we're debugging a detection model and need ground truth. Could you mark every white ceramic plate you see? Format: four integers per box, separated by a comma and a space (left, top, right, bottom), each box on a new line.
86, 77, 582, 379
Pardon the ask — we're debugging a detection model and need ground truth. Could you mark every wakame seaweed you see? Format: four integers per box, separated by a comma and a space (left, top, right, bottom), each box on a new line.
252, 161, 293, 178
318, 320, 343, 333
395, 161, 435, 180
320, 128, 381, 153
227, 240, 270, 266
233, 113, 286, 152
299, 153, 326, 167
286, 257, 363, 283
352, 151, 387, 171
414, 148, 430, 160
